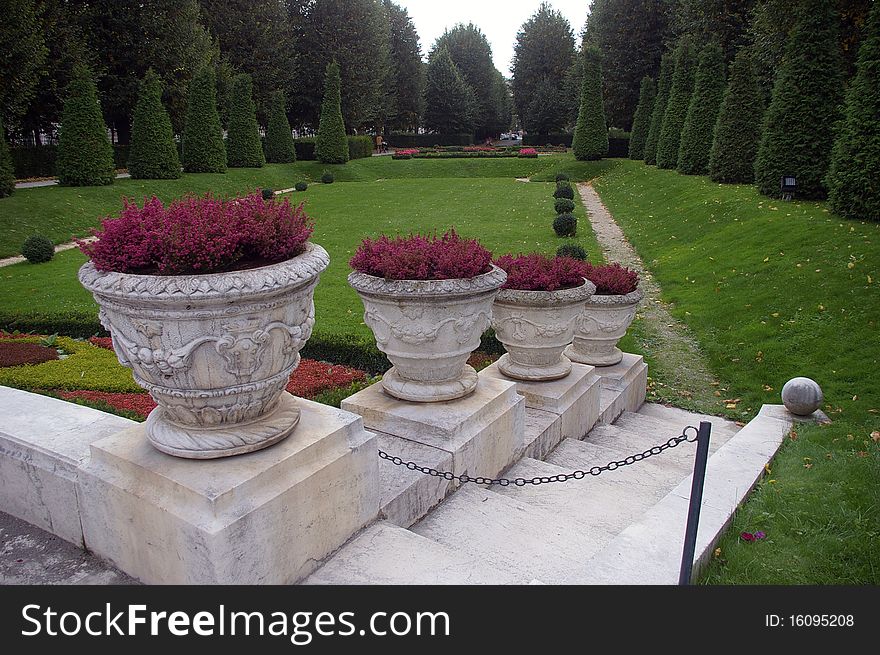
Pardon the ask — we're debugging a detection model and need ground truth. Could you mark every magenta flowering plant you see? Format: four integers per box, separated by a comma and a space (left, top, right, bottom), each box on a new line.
494, 253, 590, 292
349, 229, 492, 280
79, 192, 314, 275
584, 262, 639, 295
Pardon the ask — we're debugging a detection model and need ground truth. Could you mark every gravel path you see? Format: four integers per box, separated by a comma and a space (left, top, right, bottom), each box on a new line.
15, 172, 131, 189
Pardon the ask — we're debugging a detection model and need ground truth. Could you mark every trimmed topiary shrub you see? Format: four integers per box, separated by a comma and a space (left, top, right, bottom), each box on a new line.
57, 65, 115, 186
754, 0, 844, 199
677, 42, 726, 175
226, 74, 265, 168
21, 235, 54, 263
182, 67, 226, 173
555, 172, 570, 183
263, 90, 296, 164
656, 39, 697, 169
261, 188, 274, 200
321, 170, 334, 184
554, 183, 574, 200
554, 197, 575, 214
553, 213, 577, 237
315, 61, 349, 165
628, 76, 656, 160
294, 181, 308, 191
644, 54, 674, 166
556, 243, 587, 260
128, 69, 181, 180
572, 47, 609, 161
0, 115, 14, 197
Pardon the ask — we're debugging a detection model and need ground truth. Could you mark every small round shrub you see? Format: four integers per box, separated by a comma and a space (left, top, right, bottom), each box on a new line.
295, 181, 308, 191
553, 213, 577, 237
556, 243, 587, 260
554, 183, 574, 200
554, 198, 575, 214
21, 235, 55, 263
321, 171, 334, 184
555, 172, 570, 183
261, 188, 274, 200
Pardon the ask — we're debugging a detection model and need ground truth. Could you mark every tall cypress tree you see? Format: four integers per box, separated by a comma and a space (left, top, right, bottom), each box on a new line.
827, 3, 880, 220
677, 42, 726, 175
628, 76, 656, 159
0, 116, 14, 198
128, 69, 181, 179
643, 54, 673, 165
709, 49, 764, 184
572, 47, 609, 161
56, 65, 115, 186
656, 38, 696, 170
181, 66, 226, 173
754, 0, 844, 199
264, 90, 296, 164
423, 48, 478, 134
315, 61, 349, 164
226, 73, 265, 168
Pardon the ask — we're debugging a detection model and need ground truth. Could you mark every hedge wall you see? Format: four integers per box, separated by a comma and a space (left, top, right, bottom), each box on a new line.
11, 144, 136, 179
387, 133, 474, 147
293, 137, 374, 161
523, 133, 573, 147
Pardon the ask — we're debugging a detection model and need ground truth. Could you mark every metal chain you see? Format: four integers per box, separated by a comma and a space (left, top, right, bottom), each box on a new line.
378, 426, 700, 487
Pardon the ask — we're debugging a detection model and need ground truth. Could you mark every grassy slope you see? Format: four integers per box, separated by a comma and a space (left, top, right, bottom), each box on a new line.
593, 160, 879, 584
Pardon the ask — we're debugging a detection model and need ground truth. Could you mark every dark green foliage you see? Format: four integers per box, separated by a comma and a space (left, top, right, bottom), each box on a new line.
554, 198, 575, 214
348, 136, 374, 160
677, 42, 726, 175
628, 77, 656, 159
181, 67, 226, 173
127, 70, 181, 180
754, 1, 845, 199
261, 188, 274, 200
424, 48, 478, 134
21, 236, 54, 263
56, 65, 115, 187
315, 61, 349, 165
525, 79, 567, 136
555, 172, 570, 182
572, 48, 609, 161
656, 39, 697, 169
827, 2, 880, 220
556, 243, 587, 260
263, 90, 296, 164
321, 171, 334, 184
0, 116, 14, 198
384, 0, 425, 132
10, 144, 136, 179
553, 213, 577, 237
0, 0, 47, 122
554, 183, 574, 200
226, 74, 265, 168
644, 54, 674, 165
709, 49, 764, 184
295, 181, 308, 192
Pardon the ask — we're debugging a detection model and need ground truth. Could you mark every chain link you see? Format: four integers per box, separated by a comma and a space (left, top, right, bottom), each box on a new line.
378, 426, 700, 487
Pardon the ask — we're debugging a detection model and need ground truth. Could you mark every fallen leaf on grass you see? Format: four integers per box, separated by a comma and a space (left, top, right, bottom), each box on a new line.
762, 385, 773, 392
857, 451, 869, 458
871, 431, 880, 443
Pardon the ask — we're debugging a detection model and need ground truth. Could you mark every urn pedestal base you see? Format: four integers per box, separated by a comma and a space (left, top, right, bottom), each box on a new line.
497, 353, 572, 382
382, 365, 478, 403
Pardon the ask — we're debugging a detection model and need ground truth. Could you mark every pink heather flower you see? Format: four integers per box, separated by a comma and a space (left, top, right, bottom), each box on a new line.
740, 532, 756, 542
494, 253, 589, 292
519, 148, 538, 156
584, 262, 640, 295
755, 531, 766, 540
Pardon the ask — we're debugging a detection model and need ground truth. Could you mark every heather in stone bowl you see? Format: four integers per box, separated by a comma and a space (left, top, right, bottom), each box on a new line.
494, 253, 589, 292
584, 262, 639, 295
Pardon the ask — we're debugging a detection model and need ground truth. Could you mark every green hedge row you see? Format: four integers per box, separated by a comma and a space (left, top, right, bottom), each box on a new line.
387, 133, 474, 147
293, 136, 374, 162
11, 145, 134, 178
523, 133, 573, 147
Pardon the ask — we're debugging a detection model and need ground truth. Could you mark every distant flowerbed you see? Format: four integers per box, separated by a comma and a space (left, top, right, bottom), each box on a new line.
391, 144, 557, 160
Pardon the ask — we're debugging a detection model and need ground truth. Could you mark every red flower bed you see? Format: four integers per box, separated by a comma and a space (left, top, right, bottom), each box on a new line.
58, 390, 158, 417
0, 342, 59, 367
89, 336, 114, 350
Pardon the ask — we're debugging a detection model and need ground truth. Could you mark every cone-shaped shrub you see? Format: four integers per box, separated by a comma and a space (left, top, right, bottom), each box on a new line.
572, 47, 609, 161
709, 49, 764, 184
264, 90, 296, 164
656, 39, 697, 169
628, 77, 656, 159
677, 42, 726, 175
826, 2, 880, 220
754, 0, 844, 199
57, 65, 115, 186
644, 54, 673, 165
226, 74, 265, 168
0, 116, 14, 198
182, 67, 226, 173
128, 69, 181, 180
315, 61, 349, 165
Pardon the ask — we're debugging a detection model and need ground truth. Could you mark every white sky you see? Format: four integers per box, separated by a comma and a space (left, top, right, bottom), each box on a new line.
394, 0, 590, 78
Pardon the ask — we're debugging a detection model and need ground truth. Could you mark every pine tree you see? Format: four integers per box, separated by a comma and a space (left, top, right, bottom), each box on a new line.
56, 65, 115, 186
315, 61, 349, 164
181, 66, 226, 173
656, 39, 696, 169
264, 90, 296, 164
423, 48, 478, 134
677, 42, 726, 175
572, 47, 609, 161
128, 69, 181, 179
628, 76, 656, 159
709, 49, 764, 184
644, 54, 673, 165
226, 73, 265, 168
0, 115, 14, 198
754, 0, 844, 199
827, 2, 880, 220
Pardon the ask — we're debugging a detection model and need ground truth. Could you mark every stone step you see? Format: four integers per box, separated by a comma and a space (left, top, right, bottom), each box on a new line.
304, 521, 518, 585
614, 410, 698, 442
598, 387, 626, 424
638, 403, 741, 439
411, 485, 613, 584
522, 408, 562, 461
584, 423, 699, 472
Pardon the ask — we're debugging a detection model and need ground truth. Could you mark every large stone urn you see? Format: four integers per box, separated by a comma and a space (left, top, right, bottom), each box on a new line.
491, 279, 595, 381
348, 266, 507, 402
78, 243, 330, 459
564, 288, 643, 367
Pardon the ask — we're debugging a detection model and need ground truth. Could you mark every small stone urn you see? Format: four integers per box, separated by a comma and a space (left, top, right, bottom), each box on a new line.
491, 279, 595, 381
565, 288, 643, 367
349, 266, 507, 402
79, 243, 329, 459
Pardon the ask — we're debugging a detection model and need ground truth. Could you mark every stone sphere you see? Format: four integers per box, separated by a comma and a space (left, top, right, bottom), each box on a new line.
781, 377, 823, 416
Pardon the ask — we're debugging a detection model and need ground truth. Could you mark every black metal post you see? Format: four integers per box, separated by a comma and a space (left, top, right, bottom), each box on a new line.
678, 421, 712, 585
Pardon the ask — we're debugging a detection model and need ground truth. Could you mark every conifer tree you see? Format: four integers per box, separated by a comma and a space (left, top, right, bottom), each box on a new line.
572, 47, 609, 161
226, 73, 265, 168
0, 116, 14, 198
677, 42, 726, 175
315, 61, 349, 165
181, 66, 226, 173
263, 90, 296, 164
128, 69, 181, 179
656, 38, 696, 169
628, 76, 656, 159
643, 54, 673, 165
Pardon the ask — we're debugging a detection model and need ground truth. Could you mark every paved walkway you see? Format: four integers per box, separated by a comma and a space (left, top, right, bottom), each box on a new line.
15, 172, 131, 189
0, 237, 95, 268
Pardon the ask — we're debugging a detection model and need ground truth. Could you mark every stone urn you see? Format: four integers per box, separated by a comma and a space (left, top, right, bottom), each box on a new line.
348, 266, 507, 402
491, 279, 596, 381
78, 243, 330, 459
564, 288, 643, 367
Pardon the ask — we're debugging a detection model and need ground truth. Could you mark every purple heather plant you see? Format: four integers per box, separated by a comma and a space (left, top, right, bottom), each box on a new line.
584, 262, 640, 295
494, 253, 590, 292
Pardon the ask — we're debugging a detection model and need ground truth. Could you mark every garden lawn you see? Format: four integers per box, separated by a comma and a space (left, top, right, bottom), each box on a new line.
593, 159, 879, 584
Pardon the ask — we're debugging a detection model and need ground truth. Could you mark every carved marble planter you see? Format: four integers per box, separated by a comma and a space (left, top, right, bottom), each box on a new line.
348, 266, 507, 402
491, 280, 595, 381
78, 243, 330, 459
564, 288, 643, 367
